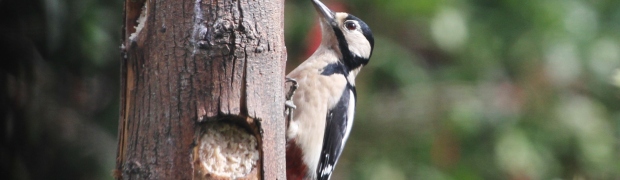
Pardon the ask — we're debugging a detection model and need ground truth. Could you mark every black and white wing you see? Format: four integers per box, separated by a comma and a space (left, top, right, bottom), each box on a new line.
316, 86, 356, 180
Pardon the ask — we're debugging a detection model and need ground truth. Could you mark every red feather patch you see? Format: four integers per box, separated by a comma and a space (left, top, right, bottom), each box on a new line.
286, 140, 308, 180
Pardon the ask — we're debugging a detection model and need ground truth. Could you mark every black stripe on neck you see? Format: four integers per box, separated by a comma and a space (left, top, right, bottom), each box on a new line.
331, 26, 368, 71
320, 62, 358, 90
320, 62, 348, 76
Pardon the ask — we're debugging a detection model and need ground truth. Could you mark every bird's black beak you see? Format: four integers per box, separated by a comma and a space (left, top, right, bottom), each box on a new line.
312, 0, 335, 24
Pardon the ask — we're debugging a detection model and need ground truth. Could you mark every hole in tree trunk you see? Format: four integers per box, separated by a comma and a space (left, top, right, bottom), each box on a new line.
193, 122, 260, 180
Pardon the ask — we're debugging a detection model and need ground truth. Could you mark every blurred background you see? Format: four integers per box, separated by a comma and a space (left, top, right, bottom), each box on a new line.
2, 0, 620, 179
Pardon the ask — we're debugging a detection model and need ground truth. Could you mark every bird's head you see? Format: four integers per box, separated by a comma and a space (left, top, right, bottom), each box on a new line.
312, 0, 374, 69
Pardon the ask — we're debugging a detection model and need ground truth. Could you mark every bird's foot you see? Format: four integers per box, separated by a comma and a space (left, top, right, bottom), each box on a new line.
285, 78, 298, 121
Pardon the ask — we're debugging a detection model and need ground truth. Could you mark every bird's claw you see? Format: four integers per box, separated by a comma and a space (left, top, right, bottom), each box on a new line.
285, 100, 297, 110
285, 78, 298, 122
285, 78, 298, 100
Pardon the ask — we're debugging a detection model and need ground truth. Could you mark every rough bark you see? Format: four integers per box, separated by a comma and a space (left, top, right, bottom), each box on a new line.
115, 0, 286, 179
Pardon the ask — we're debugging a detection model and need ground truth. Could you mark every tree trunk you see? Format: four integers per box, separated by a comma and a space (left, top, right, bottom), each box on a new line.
115, 0, 286, 179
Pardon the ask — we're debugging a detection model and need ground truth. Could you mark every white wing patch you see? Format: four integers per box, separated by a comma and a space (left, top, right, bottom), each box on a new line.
321, 164, 334, 177
341, 89, 356, 151
346, 67, 362, 86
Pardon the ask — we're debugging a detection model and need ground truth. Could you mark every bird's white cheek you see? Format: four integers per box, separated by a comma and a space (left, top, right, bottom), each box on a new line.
346, 34, 371, 58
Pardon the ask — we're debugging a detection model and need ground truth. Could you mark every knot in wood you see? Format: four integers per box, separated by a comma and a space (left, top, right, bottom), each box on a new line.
214, 19, 234, 34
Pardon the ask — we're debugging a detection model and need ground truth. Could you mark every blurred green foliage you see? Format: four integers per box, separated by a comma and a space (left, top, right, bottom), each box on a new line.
287, 0, 620, 179
2, 0, 121, 179
3, 0, 619, 179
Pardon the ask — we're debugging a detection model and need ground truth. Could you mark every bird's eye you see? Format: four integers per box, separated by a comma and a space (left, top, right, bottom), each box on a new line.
345, 21, 357, 30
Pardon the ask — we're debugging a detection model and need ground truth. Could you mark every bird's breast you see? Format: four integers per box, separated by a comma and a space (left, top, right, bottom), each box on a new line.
285, 60, 349, 176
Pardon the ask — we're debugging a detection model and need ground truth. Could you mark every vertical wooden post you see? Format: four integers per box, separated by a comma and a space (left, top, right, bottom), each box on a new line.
115, 0, 286, 179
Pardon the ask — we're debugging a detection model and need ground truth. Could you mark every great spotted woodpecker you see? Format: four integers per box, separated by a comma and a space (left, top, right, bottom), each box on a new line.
285, 0, 374, 179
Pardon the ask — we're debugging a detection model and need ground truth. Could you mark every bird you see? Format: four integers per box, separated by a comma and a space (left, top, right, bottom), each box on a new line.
284, 0, 374, 179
